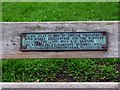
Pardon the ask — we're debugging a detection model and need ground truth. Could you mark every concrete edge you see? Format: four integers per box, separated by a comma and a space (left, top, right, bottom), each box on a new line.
0, 82, 119, 89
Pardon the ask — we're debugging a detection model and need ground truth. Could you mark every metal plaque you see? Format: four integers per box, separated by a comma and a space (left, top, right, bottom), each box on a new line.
20, 32, 108, 51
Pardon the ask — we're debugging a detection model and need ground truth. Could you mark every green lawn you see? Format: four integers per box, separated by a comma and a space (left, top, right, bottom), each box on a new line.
2, 59, 120, 82
2, 2, 119, 22
2, 59, 64, 82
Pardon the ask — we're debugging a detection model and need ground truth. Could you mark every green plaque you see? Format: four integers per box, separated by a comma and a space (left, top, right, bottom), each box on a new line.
20, 32, 108, 51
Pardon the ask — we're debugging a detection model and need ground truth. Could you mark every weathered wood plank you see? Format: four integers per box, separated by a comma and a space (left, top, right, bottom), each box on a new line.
1, 22, 119, 59
0, 82, 119, 89
118, 23, 120, 58
0, 23, 2, 59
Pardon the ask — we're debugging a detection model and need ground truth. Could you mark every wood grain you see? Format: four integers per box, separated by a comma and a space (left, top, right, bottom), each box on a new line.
1, 22, 119, 59
0, 23, 2, 59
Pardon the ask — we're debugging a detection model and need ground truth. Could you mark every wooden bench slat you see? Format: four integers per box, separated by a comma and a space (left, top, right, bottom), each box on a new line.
1, 22, 119, 59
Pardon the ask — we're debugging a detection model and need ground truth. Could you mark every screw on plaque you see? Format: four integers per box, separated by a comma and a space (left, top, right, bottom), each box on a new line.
102, 32, 106, 35
22, 34, 26, 37
102, 45, 107, 49
22, 46, 27, 49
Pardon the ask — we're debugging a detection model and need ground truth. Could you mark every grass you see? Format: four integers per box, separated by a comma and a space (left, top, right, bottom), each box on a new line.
2, 58, 120, 82
66, 58, 120, 82
2, 59, 64, 82
2, 2, 119, 22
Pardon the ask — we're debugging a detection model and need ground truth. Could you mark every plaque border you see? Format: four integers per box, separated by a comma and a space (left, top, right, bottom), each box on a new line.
20, 32, 108, 52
